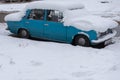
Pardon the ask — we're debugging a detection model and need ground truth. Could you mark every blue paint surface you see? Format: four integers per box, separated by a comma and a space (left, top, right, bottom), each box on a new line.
6, 9, 98, 45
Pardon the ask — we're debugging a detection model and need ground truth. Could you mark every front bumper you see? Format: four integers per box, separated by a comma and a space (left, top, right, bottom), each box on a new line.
92, 30, 117, 44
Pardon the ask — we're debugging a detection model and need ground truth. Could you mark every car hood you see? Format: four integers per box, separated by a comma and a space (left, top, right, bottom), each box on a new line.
63, 10, 118, 32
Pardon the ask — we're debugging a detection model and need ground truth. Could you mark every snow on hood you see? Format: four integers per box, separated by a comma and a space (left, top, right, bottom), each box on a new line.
63, 10, 118, 32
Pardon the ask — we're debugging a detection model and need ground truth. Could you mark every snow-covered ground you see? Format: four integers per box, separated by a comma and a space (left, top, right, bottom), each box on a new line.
0, 23, 120, 80
0, 0, 120, 80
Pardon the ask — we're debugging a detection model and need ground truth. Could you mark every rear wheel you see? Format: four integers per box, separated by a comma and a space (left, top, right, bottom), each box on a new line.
18, 29, 29, 38
73, 34, 90, 47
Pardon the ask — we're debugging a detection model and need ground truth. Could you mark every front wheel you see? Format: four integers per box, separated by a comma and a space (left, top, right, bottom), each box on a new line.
18, 29, 29, 38
73, 34, 90, 47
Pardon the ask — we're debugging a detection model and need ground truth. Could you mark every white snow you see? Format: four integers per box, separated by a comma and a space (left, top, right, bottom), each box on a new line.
64, 9, 118, 32
4, 12, 25, 21
0, 3, 27, 12
46, 0, 120, 22
24, 1, 84, 11
80, 0, 120, 21
0, 23, 120, 80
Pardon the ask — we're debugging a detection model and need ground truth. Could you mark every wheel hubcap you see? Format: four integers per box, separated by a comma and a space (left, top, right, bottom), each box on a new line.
78, 38, 86, 45
21, 30, 27, 37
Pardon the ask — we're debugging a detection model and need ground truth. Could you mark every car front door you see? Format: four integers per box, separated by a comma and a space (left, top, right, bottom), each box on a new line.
44, 10, 67, 42
25, 9, 45, 38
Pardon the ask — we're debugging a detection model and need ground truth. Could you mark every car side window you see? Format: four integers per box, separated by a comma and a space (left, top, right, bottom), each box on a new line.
47, 10, 63, 22
28, 9, 44, 20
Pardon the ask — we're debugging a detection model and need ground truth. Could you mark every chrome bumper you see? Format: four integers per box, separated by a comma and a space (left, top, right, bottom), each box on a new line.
92, 30, 117, 44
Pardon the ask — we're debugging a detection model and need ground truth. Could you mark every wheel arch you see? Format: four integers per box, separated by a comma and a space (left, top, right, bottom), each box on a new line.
72, 33, 91, 45
17, 28, 30, 38
17, 28, 29, 34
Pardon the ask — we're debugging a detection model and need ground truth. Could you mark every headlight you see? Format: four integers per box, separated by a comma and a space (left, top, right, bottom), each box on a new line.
107, 29, 113, 33
97, 29, 113, 38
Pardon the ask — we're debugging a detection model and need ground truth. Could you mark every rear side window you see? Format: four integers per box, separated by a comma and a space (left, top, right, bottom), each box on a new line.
28, 9, 44, 20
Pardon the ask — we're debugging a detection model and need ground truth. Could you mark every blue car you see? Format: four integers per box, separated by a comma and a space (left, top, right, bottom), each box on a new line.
5, 1, 117, 47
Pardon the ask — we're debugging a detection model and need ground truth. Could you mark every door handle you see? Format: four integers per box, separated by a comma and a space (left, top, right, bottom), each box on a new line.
26, 22, 29, 24
44, 24, 48, 26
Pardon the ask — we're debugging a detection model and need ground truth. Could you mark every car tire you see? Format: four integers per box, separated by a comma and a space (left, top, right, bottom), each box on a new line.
18, 29, 29, 38
74, 34, 90, 47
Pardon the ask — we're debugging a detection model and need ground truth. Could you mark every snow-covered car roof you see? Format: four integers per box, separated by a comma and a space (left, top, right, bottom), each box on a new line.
24, 1, 84, 11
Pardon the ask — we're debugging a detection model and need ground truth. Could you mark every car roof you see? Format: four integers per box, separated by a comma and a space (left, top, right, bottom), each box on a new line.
25, 0, 84, 11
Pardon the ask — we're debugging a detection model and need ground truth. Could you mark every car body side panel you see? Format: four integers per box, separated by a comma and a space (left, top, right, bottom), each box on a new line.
66, 26, 97, 44
7, 21, 24, 34
7, 20, 97, 45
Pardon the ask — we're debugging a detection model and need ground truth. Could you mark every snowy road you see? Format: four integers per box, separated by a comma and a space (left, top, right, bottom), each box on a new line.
0, 23, 120, 80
